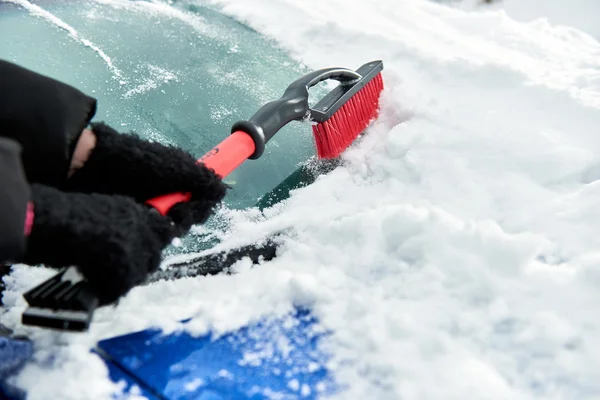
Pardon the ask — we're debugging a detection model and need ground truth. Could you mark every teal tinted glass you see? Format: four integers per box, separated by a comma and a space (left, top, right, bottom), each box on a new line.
0, 0, 316, 210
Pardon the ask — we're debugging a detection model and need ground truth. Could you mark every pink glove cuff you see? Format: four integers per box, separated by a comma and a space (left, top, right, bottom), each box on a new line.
24, 202, 34, 236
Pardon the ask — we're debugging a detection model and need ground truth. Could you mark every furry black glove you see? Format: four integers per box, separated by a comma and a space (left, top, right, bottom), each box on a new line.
22, 184, 176, 305
64, 122, 228, 234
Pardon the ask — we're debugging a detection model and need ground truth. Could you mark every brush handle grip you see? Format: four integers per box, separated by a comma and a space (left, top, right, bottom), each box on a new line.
146, 192, 192, 216
310, 60, 383, 122
231, 68, 362, 160
146, 131, 256, 216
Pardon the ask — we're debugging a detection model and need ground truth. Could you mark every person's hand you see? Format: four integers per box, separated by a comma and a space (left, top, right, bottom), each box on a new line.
64, 123, 228, 236
22, 184, 176, 305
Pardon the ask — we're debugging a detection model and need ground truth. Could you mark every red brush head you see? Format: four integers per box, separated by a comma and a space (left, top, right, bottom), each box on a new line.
312, 72, 384, 159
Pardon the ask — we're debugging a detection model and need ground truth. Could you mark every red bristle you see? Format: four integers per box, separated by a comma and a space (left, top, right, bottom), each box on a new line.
312, 72, 384, 159
356, 94, 368, 127
347, 97, 358, 129
334, 111, 349, 153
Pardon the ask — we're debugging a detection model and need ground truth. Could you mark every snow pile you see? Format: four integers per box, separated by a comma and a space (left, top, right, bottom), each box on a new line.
457, 0, 600, 40
2, 0, 600, 399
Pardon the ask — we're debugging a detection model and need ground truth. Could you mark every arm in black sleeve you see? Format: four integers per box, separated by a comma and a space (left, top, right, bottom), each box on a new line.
0, 60, 97, 188
21, 184, 177, 305
0, 138, 30, 263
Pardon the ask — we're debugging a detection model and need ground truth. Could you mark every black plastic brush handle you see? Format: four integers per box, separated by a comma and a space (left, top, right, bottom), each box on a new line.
232, 67, 362, 159
310, 60, 384, 122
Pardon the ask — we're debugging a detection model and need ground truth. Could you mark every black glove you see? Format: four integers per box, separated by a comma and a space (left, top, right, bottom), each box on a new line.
64, 122, 228, 234
22, 184, 176, 305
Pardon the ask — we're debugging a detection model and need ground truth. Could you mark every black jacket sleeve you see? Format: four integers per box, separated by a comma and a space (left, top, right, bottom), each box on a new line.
0, 60, 97, 188
0, 138, 30, 263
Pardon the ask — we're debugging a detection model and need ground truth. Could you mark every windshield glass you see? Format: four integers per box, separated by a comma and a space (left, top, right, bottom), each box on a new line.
0, 0, 316, 210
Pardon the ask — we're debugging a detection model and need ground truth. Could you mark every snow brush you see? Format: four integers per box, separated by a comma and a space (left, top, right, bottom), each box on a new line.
21, 60, 384, 332
146, 59, 384, 214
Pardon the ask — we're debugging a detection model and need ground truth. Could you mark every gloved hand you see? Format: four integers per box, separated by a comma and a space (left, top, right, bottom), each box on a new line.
22, 184, 177, 305
0, 60, 229, 307
64, 122, 228, 235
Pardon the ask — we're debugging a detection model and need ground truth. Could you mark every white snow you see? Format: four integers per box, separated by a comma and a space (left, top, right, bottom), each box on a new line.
458, 0, 600, 41
2, 0, 600, 399
123, 64, 179, 98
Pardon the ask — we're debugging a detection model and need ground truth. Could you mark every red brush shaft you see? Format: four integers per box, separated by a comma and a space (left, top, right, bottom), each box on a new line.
146, 131, 256, 215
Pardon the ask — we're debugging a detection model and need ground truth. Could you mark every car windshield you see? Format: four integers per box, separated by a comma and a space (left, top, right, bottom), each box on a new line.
0, 0, 317, 211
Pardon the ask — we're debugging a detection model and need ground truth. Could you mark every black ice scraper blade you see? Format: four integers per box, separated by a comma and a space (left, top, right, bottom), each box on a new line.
21, 267, 98, 332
